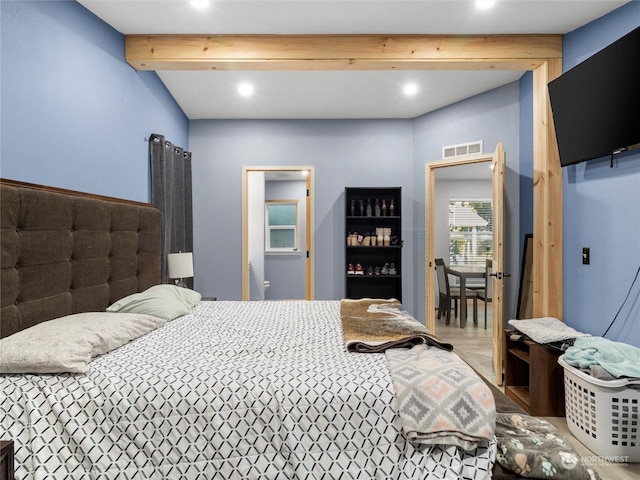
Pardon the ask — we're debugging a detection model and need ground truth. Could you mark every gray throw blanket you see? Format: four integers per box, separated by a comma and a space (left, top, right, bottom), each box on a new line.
386, 345, 496, 450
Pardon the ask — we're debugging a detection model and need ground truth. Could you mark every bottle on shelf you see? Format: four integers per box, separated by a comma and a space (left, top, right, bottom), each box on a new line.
381, 199, 387, 217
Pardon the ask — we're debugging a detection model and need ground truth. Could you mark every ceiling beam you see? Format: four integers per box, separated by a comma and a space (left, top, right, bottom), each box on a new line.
125, 34, 562, 71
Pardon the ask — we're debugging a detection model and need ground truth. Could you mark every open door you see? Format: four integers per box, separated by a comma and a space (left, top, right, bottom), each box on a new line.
425, 142, 505, 384
491, 143, 505, 385
242, 166, 315, 301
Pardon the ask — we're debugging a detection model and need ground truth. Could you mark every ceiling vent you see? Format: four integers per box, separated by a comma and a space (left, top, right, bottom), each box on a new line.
443, 141, 483, 159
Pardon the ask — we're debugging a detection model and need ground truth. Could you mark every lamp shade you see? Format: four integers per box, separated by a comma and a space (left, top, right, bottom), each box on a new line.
167, 252, 194, 279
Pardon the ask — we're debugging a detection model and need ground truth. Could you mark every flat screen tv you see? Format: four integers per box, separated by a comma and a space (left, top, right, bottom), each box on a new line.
548, 26, 640, 167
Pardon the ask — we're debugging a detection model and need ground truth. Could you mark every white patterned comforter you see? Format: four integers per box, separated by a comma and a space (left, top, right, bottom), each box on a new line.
1, 300, 495, 479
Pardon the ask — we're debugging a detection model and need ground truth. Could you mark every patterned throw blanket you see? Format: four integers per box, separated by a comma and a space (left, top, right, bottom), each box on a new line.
386, 345, 496, 450
495, 413, 601, 479
340, 298, 495, 450
340, 298, 452, 353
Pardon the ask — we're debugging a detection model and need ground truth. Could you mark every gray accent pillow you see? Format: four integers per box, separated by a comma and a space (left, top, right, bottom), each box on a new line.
106, 284, 202, 320
0, 312, 166, 374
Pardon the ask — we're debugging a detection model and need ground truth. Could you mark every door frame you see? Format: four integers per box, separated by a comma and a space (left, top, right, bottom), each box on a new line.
242, 166, 315, 301
425, 144, 504, 383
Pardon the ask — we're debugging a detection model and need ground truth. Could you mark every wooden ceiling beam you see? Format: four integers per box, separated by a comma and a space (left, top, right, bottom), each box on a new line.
125, 34, 562, 71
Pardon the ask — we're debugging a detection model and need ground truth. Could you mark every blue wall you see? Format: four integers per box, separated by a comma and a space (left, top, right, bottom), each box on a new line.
518, 71, 534, 246
0, 0, 188, 202
561, 1, 640, 347
189, 119, 415, 302
413, 82, 521, 323
189, 82, 521, 323
2, 0, 638, 347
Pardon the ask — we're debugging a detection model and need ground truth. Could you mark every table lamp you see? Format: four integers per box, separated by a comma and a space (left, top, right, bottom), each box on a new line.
167, 252, 193, 288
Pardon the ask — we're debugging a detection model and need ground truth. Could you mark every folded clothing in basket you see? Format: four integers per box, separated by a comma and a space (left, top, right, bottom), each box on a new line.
564, 336, 640, 379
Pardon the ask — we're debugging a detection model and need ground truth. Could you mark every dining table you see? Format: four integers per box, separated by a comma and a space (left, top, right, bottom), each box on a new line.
445, 264, 486, 328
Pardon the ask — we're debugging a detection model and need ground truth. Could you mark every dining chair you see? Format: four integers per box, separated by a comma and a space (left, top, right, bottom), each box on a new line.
435, 258, 478, 327
476, 259, 493, 329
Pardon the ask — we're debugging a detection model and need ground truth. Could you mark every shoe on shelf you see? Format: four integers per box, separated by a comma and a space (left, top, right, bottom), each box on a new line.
388, 263, 397, 275
374, 266, 381, 275
366, 266, 374, 276
381, 263, 389, 275
355, 263, 364, 275
347, 263, 355, 274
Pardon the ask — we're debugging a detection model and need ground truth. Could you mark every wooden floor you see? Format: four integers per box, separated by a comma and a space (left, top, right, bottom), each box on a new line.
435, 302, 640, 480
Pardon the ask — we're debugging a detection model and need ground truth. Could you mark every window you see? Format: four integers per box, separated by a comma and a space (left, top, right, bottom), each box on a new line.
449, 199, 492, 265
265, 201, 299, 253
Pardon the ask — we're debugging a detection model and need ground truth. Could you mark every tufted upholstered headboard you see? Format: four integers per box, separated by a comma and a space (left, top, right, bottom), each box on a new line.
0, 179, 162, 338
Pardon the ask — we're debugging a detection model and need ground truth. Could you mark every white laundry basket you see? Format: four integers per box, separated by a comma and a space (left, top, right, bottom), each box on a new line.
558, 355, 640, 462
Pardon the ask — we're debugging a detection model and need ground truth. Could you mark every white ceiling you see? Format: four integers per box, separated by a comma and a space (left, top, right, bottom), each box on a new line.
78, 0, 627, 120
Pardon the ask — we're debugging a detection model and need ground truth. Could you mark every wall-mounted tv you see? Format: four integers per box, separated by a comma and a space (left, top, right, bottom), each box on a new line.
548, 26, 640, 167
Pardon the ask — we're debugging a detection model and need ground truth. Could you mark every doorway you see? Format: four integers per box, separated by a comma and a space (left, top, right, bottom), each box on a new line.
425, 144, 505, 384
242, 166, 315, 301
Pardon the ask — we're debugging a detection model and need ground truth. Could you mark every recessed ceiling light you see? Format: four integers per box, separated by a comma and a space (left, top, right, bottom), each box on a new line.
189, 0, 211, 10
237, 82, 254, 97
476, 0, 496, 10
403, 83, 419, 96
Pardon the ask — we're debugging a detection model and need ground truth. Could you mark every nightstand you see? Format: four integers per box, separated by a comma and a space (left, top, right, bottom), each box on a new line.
503, 331, 565, 416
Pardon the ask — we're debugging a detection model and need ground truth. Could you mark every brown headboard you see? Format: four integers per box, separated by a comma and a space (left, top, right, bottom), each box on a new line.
0, 179, 162, 338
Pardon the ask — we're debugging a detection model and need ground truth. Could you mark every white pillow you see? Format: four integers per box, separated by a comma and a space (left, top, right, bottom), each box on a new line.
106, 284, 202, 320
0, 312, 166, 374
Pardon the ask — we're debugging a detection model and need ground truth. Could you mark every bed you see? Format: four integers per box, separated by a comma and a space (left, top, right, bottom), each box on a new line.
0, 180, 599, 479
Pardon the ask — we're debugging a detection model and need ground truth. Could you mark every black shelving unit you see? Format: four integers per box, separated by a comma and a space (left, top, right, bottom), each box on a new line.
345, 187, 402, 301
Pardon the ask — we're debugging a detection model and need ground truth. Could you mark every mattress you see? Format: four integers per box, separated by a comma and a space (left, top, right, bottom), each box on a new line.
0, 300, 495, 479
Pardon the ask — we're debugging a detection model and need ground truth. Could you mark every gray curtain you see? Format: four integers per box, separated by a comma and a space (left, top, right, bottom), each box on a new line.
149, 134, 193, 287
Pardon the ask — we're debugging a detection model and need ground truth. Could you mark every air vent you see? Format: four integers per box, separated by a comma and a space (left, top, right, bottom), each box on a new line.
443, 141, 483, 159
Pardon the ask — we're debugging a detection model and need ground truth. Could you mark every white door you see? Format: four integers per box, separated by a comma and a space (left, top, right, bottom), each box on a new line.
247, 171, 266, 300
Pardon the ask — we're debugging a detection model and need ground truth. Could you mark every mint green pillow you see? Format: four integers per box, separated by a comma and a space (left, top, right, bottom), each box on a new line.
107, 285, 201, 321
